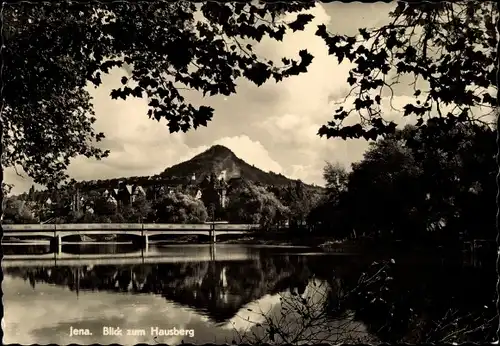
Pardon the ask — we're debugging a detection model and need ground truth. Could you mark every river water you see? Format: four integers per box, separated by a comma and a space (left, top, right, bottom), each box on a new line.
2, 243, 496, 344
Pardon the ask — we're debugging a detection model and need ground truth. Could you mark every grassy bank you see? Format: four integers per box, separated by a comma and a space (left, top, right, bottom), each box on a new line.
217, 232, 354, 251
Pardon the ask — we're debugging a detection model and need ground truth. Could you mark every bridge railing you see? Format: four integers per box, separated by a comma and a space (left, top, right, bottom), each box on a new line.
2, 224, 57, 231
2, 223, 261, 232
143, 223, 211, 230
215, 224, 260, 230
2, 223, 141, 231
55, 223, 142, 230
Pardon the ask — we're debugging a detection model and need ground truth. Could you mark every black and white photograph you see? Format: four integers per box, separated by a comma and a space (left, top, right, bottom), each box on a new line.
1, 1, 499, 345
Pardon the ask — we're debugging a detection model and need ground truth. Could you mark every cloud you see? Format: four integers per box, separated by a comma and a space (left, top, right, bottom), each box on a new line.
179, 135, 284, 174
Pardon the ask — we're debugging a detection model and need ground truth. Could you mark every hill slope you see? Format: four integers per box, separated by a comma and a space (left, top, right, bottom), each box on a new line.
65, 145, 322, 192
159, 145, 297, 186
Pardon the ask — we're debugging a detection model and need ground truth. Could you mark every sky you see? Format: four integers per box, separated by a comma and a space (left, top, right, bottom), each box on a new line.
6, 2, 402, 195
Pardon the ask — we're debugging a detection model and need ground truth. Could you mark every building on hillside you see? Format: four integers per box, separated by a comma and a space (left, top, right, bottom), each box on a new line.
69, 188, 84, 213
184, 184, 203, 200
216, 170, 228, 208
102, 189, 118, 205
218, 170, 227, 182
200, 171, 228, 210
115, 181, 147, 207
195, 189, 202, 200
45, 197, 52, 207
147, 176, 192, 201
115, 181, 132, 207
131, 185, 146, 203
147, 184, 164, 201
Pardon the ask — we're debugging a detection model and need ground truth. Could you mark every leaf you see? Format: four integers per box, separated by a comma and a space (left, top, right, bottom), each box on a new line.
288, 13, 314, 32
358, 28, 370, 40
244, 62, 272, 86
149, 98, 161, 108
132, 86, 143, 98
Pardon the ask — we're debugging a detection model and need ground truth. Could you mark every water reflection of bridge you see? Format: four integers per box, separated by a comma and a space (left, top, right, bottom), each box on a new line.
2, 245, 256, 268
3, 246, 338, 325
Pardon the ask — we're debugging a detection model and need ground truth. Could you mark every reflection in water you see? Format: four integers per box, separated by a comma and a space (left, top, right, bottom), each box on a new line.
5, 252, 332, 324
2, 244, 495, 345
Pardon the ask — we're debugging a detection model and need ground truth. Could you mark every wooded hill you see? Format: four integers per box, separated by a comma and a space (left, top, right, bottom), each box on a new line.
72, 145, 321, 191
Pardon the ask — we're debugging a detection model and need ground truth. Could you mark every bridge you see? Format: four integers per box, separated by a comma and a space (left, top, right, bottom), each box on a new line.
2, 223, 260, 253
2, 244, 258, 267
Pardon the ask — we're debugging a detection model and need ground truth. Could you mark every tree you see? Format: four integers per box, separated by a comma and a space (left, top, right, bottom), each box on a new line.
121, 194, 153, 222
346, 133, 424, 239
322, 162, 348, 203
331, 123, 496, 243
269, 181, 322, 229
131, 194, 153, 222
85, 191, 117, 217
47, 188, 74, 219
64, 210, 85, 223
3, 2, 316, 188
284, 181, 322, 229
309, 2, 498, 244
2, 197, 38, 224
200, 172, 223, 215
1, 183, 14, 222
154, 192, 208, 223
316, 2, 497, 140
403, 123, 497, 241
307, 164, 350, 237
27, 185, 36, 200
226, 182, 289, 228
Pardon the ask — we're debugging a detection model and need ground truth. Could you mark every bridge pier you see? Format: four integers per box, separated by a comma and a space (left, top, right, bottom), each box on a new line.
50, 234, 62, 255
209, 243, 216, 261
209, 229, 216, 244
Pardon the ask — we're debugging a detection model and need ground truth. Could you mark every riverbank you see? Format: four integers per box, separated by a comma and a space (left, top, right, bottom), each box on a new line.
219, 234, 347, 250
219, 234, 495, 264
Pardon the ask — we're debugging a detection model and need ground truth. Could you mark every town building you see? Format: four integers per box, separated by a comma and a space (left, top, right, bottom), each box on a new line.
200, 171, 228, 210
115, 181, 147, 207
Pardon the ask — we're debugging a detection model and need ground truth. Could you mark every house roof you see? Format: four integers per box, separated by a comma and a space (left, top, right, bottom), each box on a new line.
134, 185, 145, 195
125, 185, 133, 194
106, 195, 117, 204
218, 170, 227, 181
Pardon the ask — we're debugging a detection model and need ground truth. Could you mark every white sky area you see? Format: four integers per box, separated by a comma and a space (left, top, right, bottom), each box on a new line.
6, 2, 405, 195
